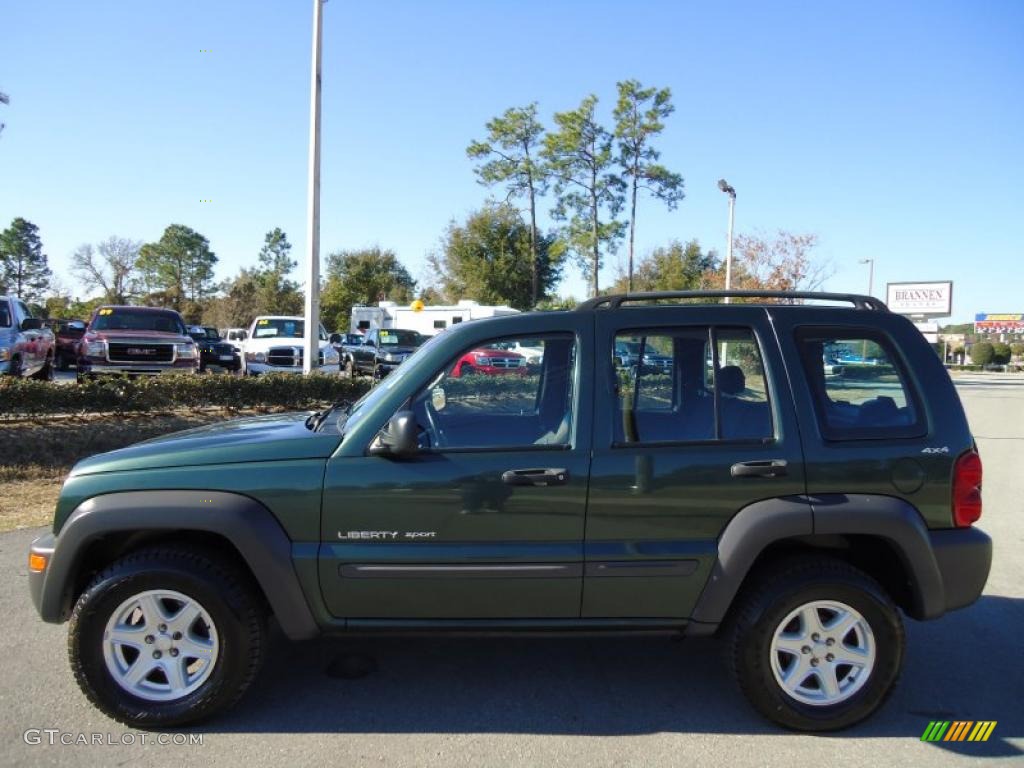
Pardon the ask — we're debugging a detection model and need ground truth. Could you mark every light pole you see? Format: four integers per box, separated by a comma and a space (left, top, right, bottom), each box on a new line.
718, 180, 736, 303
859, 258, 874, 360
303, 0, 325, 374
859, 258, 874, 296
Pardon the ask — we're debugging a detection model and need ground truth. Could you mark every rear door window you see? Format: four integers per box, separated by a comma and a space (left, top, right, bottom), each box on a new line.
796, 329, 925, 440
613, 327, 774, 444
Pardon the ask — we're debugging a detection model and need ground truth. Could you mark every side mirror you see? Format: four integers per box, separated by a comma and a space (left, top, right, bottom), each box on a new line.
369, 411, 419, 458
21, 318, 42, 331
329, 333, 341, 344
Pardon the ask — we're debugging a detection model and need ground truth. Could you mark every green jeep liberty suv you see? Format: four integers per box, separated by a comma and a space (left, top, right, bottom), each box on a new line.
27, 291, 991, 731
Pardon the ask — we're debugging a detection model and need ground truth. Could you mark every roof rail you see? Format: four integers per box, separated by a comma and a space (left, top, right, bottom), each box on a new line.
575, 290, 888, 312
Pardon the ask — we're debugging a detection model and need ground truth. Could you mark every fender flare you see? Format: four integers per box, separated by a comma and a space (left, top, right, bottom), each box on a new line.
687, 493, 946, 635
35, 490, 319, 640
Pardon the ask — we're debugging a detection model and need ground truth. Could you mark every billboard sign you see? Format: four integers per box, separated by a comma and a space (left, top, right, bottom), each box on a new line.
886, 281, 953, 317
974, 313, 1024, 334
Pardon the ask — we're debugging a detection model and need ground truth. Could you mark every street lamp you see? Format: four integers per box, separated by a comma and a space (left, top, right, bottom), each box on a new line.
303, 0, 326, 374
859, 258, 875, 296
859, 258, 874, 360
718, 179, 736, 303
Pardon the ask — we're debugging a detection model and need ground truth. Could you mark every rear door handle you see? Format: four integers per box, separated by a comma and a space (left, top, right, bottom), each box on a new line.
730, 459, 788, 478
501, 468, 570, 487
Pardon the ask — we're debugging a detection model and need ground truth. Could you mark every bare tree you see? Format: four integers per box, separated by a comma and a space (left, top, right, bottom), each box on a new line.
706, 231, 833, 297
71, 236, 142, 304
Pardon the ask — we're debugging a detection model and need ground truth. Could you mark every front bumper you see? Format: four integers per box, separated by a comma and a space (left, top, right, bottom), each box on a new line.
246, 360, 340, 375
80, 362, 198, 376
929, 526, 992, 613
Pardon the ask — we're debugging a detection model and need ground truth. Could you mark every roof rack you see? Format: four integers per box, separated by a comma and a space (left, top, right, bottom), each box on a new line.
575, 290, 888, 312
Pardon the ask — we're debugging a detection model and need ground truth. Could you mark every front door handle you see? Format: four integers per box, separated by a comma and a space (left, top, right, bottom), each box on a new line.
730, 459, 788, 478
501, 468, 570, 487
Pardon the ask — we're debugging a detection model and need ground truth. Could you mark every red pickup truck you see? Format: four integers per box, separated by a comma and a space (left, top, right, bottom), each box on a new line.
76, 305, 199, 381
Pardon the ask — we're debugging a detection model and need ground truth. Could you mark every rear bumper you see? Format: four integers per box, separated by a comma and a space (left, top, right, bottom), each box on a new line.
929, 526, 992, 613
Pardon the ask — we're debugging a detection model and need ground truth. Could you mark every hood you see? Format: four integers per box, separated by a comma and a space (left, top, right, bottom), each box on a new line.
88, 329, 192, 345
71, 412, 342, 476
378, 345, 420, 355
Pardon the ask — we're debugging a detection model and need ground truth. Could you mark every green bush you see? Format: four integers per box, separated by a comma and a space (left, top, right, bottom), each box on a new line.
970, 342, 995, 366
0, 373, 371, 417
991, 342, 1012, 365
836, 363, 896, 380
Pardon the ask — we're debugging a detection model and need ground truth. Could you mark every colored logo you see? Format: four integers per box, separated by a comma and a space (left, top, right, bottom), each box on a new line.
921, 721, 997, 742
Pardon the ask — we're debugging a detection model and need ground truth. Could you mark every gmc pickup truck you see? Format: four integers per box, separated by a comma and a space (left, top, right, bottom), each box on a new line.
0, 295, 55, 379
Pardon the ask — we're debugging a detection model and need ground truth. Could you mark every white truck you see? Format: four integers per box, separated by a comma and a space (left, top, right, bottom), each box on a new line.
241, 315, 340, 375
349, 300, 519, 337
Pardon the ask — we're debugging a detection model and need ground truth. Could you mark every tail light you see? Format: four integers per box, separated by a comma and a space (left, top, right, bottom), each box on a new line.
952, 450, 983, 527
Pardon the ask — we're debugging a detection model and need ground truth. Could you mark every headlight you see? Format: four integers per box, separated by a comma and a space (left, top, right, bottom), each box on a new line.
0, 346, 10, 362
473, 354, 489, 366
245, 351, 266, 363
85, 340, 106, 357
175, 343, 197, 360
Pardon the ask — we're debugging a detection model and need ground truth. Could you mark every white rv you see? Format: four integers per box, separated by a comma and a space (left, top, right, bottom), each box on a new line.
349, 300, 519, 337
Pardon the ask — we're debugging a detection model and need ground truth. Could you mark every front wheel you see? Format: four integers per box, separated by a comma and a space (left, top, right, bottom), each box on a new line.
68, 545, 266, 728
726, 556, 904, 731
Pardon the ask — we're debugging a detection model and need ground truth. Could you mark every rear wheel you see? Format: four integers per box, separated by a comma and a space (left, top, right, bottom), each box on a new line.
68, 545, 266, 728
6, 355, 22, 377
726, 556, 904, 731
344, 358, 355, 379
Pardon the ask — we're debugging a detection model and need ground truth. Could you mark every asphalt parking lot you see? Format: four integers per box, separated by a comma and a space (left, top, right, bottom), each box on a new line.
1, 373, 1021, 767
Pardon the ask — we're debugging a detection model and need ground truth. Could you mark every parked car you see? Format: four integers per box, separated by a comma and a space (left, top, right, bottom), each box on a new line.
342, 328, 426, 379
220, 327, 248, 355
27, 290, 991, 731
492, 339, 544, 366
76, 305, 198, 381
242, 315, 340, 374
0, 295, 55, 379
187, 326, 241, 373
614, 338, 673, 371
450, 345, 526, 377
50, 319, 87, 371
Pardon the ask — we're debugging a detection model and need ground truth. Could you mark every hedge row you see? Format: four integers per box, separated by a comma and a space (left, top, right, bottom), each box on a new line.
0, 373, 372, 417
834, 363, 897, 380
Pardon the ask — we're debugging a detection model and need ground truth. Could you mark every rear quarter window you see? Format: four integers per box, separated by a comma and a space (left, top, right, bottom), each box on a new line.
796, 328, 926, 441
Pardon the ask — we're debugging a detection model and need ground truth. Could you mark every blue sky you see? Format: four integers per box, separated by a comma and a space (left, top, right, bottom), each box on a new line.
2, 0, 1021, 323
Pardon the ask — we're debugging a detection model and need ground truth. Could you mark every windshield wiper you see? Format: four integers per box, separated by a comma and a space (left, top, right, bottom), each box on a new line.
307, 399, 353, 432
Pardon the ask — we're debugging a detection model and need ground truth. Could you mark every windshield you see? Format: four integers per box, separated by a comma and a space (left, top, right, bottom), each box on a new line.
379, 329, 424, 346
92, 309, 186, 334
335, 331, 447, 436
204, 327, 221, 341
252, 318, 327, 340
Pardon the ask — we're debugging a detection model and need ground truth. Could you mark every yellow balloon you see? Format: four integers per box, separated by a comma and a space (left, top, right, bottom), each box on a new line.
411, 299, 425, 312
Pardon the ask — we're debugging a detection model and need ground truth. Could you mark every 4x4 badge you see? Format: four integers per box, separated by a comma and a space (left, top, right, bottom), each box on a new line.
921, 447, 950, 454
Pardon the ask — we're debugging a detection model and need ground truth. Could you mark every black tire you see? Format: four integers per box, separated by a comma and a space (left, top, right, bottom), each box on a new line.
31, 354, 54, 381
6, 355, 22, 377
725, 556, 904, 732
57, 351, 68, 371
344, 358, 355, 379
68, 545, 266, 728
